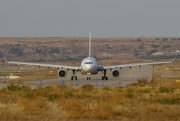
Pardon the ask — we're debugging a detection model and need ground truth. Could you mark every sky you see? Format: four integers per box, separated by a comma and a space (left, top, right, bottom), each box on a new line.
0, 0, 180, 38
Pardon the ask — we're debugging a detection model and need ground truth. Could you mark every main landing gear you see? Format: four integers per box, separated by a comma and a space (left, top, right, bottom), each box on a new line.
101, 69, 108, 80
71, 69, 78, 80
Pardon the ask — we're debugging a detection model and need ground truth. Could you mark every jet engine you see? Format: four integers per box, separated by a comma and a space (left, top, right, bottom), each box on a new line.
58, 69, 67, 77
112, 69, 120, 77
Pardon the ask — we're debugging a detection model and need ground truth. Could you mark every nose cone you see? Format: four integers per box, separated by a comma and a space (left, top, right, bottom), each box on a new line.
81, 57, 97, 75
82, 65, 94, 73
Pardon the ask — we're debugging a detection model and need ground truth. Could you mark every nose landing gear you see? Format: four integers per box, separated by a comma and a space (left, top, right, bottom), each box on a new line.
87, 77, 91, 80
71, 76, 77, 80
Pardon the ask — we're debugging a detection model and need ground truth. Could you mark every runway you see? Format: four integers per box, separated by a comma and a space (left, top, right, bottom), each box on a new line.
21, 65, 153, 88
0, 65, 153, 88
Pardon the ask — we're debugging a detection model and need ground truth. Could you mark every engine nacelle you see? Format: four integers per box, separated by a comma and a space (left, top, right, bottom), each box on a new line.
58, 69, 67, 77
112, 69, 120, 77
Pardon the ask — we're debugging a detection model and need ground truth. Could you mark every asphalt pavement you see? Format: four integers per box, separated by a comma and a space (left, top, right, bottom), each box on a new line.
0, 65, 153, 88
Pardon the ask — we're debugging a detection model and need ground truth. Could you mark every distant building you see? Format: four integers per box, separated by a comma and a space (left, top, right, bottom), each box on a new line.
23, 49, 35, 54
102, 53, 111, 56
152, 51, 179, 56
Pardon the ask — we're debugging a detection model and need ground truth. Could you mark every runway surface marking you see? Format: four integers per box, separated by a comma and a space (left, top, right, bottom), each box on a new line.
128, 68, 136, 79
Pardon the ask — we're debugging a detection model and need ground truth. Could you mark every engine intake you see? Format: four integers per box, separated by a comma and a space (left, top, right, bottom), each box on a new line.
112, 69, 120, 77
58, 70, 66, 77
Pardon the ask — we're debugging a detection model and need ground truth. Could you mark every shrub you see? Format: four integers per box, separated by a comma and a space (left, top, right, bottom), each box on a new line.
102, 87, 111, 91
48, 94, 59, 101
162, 38, 168, 41
126, 89, 134, 98
162, 45, 171, 49
137, 38, 142, 41
138, 88, 151, 94
159, 86, 174, 93
81, 84, 94, 92
160, 98, 180, 105
138, 45, 144, 49
7, 83, 22, 91
138, 79, 147, 86
50, 47, 60, 53
92, 103, 115, 119
151, 44, 160, 48
0, 51, 3, 58
9, 46, 23, 56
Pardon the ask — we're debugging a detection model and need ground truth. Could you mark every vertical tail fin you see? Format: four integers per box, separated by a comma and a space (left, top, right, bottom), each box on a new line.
89, 30, 91, 57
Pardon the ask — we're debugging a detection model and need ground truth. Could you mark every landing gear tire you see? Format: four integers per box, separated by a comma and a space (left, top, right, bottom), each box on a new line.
71, 76, 77, 80
102, 76, 108, 80
102, 76, 104, 80
87, 77, 91, 80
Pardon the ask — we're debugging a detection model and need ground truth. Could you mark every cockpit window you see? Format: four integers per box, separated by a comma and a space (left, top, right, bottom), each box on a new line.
84, 62, 93, 64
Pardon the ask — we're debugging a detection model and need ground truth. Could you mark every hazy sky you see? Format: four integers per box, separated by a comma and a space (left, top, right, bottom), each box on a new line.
0, 0, 180, 38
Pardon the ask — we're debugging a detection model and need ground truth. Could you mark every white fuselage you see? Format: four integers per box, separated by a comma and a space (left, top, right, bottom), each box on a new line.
80, 57, 98, 75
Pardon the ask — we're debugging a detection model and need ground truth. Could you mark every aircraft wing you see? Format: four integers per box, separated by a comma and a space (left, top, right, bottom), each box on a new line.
7, 61, 81, 70
102, 57, 176, 69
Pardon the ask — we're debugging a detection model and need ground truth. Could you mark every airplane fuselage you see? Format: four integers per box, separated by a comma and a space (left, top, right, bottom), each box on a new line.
81, 57, 98, 75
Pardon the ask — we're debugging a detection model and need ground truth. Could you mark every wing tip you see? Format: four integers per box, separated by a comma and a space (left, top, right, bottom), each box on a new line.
3, 57, 8, 62
171, 55, 177, 62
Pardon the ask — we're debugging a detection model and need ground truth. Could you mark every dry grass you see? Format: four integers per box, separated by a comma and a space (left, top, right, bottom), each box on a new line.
0, 82, 179, 121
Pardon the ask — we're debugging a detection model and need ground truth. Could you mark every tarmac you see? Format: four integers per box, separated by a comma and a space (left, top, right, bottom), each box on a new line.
0, 65, 153, 89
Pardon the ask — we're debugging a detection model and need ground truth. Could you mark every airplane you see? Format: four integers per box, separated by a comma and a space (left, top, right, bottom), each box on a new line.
4, 31, 176, 80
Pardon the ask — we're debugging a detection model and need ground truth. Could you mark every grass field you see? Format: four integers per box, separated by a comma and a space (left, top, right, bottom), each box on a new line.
0, 82, 179, 121
0, 61, 179, 121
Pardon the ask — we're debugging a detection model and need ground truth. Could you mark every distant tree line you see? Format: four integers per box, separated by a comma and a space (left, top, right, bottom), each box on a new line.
162, 45, 171, 49
35, 47, 60, 54
9, 46, 23, 56
138, 45, 144, 49
36, 58, 46, 62
162, 38, 168, 41
133, 49, 139, 57
137, 38, 142, 42
50, 47, 60, 53
35, 48, 43, 54
0, 51, 3, 58
151, 44, 160, 48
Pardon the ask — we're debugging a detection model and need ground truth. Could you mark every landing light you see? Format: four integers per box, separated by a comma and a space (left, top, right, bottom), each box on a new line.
87, 73, 91, 75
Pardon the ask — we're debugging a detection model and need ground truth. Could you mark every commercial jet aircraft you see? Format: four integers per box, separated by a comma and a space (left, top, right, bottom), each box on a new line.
5, 32, 176, 80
